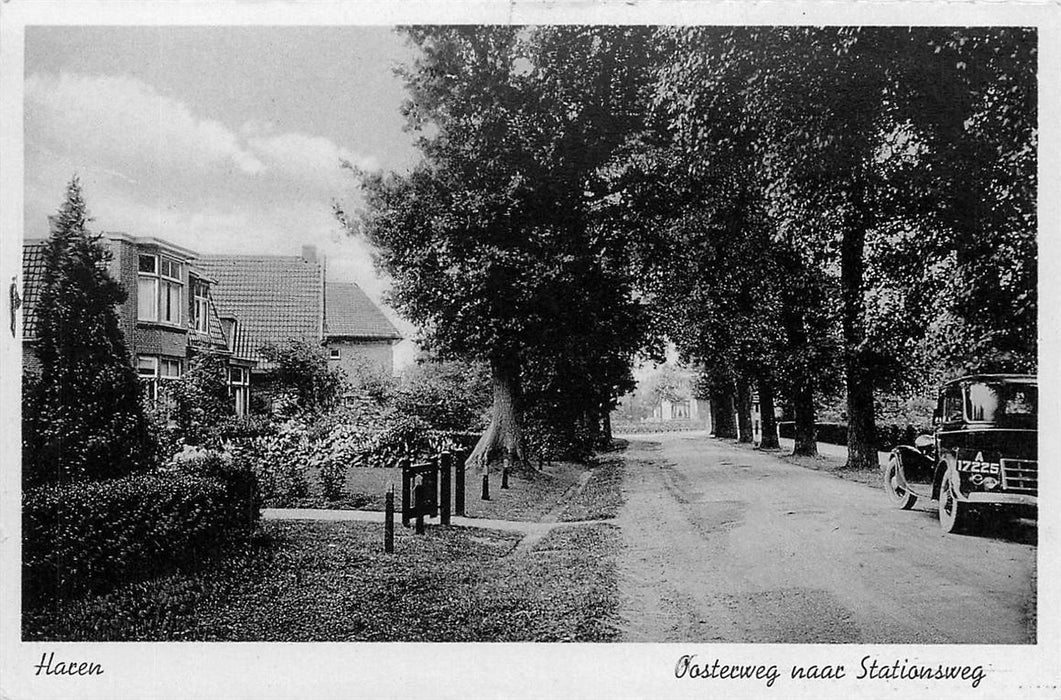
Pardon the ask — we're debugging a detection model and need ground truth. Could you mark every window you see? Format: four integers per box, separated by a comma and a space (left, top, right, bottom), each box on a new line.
137, 355, 182, 407
229, 366, 250, 417
191, 278, 209, 333
137, 253, 183, 325
329, 348, 341, 360
137, 356, 158, 401
965, 381, 1037, 424
942, 386, 964, 424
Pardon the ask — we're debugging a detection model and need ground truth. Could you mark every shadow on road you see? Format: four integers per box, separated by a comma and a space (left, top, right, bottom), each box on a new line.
976, 517, 1038, 546
906, 505, 1037, 545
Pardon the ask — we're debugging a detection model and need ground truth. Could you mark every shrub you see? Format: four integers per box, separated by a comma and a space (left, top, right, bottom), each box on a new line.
168, 445, 262, 526
349, 416, 461, 468
206, 415, 279, 442
394, 359, 491, 433
228, 425, 311, 506
258, 339, 347, 415
23, 467, 259, 607
160, 352, 235, 445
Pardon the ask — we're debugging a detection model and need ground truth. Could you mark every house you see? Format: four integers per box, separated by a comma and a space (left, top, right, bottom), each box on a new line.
22, 232, 256, 415
195, 246, 402, 381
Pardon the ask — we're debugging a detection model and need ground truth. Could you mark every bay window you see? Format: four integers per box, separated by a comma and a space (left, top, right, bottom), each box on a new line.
137, 253, 183, 325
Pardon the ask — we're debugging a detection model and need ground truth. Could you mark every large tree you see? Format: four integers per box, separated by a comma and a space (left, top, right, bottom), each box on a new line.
23, 177, 154, 485
350, 26, 654, 471
641, 27, 1035, 466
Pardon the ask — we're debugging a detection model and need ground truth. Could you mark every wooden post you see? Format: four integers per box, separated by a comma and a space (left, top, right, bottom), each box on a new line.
455, 449, 466, 516
384, 489, 394, 553
413, 483, 426, 535
430, 455, 440, 518
400, 457, 411, 527
440, 452, 452, 526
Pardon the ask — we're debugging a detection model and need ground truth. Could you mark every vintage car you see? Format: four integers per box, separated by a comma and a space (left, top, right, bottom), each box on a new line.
882, 374, 1037, 533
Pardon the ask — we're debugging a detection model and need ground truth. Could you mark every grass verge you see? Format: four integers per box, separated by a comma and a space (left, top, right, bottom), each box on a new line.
557, 456, 624, 522
23, 518, 620, 642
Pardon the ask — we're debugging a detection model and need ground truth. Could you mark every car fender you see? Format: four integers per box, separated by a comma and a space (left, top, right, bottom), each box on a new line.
932, 454, 956, 501
889, 445, 934, 496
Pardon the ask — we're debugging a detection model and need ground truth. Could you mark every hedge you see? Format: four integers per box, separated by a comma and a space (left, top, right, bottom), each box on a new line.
777, 422, 921, 451
23, 466, 259, 607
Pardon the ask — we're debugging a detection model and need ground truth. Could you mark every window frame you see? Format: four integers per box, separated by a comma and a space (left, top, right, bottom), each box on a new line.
191, 277, 210, 333
228, 366, 250, 417
137, 252, 184, 326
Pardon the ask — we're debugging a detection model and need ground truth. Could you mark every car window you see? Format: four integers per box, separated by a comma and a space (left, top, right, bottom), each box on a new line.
966, 381, 1037, 423
943, 387, 964, 423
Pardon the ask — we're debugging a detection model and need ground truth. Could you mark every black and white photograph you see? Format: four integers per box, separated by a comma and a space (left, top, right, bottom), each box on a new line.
0, 2, 1058, 698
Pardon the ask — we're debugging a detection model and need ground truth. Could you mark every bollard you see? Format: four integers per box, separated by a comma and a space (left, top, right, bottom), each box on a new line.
455, 450, 466, 516
481, 473, 490, 501
440, 452, 452, 526
429, 456, 440, 518
413, 483, 426, 534
400, 457, 411, 528
384, 489, 394, 553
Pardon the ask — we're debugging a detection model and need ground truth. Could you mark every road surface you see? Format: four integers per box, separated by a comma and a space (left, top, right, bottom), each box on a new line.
614, 432, 1037, 643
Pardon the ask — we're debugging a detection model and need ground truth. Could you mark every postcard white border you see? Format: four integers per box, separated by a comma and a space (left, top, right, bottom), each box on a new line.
1, 2, 1058, 699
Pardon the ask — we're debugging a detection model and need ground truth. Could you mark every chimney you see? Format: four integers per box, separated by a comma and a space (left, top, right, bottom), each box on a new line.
301, 245, 318, 264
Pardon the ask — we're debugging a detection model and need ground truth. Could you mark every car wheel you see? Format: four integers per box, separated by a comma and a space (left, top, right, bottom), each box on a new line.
884, 453, 917, 510
938, 471, 971, 534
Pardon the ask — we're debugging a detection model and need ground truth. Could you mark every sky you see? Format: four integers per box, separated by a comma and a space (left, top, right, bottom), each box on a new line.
24, 26, 423, 365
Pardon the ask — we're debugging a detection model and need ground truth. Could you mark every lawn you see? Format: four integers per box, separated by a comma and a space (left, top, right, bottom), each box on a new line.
317, 460, 587, 522
23, 519, 621, 642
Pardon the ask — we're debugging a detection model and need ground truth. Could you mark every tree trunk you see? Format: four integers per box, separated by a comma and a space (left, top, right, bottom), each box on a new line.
792, 379, 818, 457
466, 355, 530, 473
710, 380, 737, 439
840, 218, 878, 470
845, 369, 878, 469
601, 405, 612, 445
758, 378, 780, 450
735, 376, 753, 443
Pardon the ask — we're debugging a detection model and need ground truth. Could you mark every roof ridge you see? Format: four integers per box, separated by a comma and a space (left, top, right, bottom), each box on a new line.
198, 254, 312, 261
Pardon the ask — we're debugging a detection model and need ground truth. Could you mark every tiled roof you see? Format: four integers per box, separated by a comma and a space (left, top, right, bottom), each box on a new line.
21, 242, 47, 340
324, 282, 401, 341
195, 255, 323, 364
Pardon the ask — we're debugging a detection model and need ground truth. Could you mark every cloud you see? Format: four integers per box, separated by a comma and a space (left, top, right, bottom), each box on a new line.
25, 71, 376, 197
24, 70, 401, 335
243, 123, 379, 191
26, 72, 265, 180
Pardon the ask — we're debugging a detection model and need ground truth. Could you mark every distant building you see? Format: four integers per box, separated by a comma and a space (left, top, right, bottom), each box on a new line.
195, 245, 402, 380
22, 233, 256, 415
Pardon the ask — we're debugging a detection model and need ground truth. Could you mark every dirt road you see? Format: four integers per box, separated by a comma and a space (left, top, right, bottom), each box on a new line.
614, 432, 1037, 644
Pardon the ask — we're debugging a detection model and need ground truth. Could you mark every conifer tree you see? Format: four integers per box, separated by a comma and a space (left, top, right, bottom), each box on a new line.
23, 177, 154, 485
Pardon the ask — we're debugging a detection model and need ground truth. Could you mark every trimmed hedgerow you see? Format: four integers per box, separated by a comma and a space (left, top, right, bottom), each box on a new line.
777, 421, 923, 451
23, 467, 259, 607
